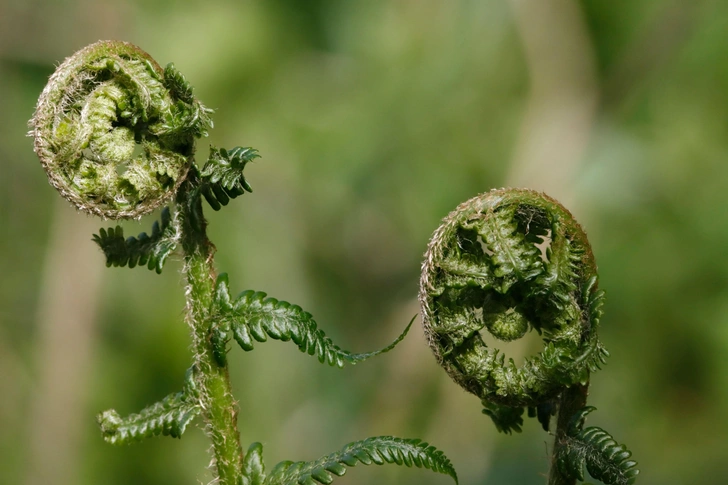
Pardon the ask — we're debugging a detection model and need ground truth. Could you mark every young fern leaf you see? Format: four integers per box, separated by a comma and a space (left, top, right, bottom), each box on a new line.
198, 146, 259, 210
419, 189, 636, 485
243, 442, 267, 485
34, 40, 463, 485
481, 401, 525, 434
556, 407, 639, 485
97, 367, 200, 444
263, 436, 458, 485
92, 206, 178, 273
419, 188, 607, 413
210, 273, 413, 367
30, 41, 211, 219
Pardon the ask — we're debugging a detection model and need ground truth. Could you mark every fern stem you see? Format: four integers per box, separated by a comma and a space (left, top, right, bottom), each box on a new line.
548, 383, 589, 485
178, 178, 243, 484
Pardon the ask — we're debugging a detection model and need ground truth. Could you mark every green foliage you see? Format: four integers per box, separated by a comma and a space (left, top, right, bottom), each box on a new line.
30, 40, 211, 219
262, 436, 458, 485
242, 443, 266, 485
420, 189, 637, 485
158, 63, 213, 138
32, 39, 458, 485
481, 401, 525, 434
556, 408, 639, 485
198, 146, 258, 211
421, 189, 608, 410
97, 367, 200, 444
92, 207, 178, 273
528, 400, 558, 432
210, 273, 413, 367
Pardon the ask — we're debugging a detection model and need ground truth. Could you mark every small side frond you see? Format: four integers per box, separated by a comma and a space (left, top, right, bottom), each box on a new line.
92, 207, 177, 273
556, 407, 639, 485
97, 367, 200, 445
482, 401, 524, 434
198, 146, 259, 210
211, 273, 412, 367
528, 400, 557, 432
264, 436, 458, 485
243, 442, 267, 485
156, 63, 213, 138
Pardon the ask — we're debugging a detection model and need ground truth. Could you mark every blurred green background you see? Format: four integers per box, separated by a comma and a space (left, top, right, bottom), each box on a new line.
2, 0, 728, 484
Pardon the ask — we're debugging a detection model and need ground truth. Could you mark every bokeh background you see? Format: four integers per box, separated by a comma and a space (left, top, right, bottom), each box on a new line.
2, 0, 728, 484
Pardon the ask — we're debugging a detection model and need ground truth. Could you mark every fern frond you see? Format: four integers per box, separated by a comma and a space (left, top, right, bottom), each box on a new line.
211, 273, 413, 367
264, 436, 458, 485
556, 407, 639, 485
243, 442, 267, 485
162, 62, 194, 104
528, 400, 557, 432
31, 41, 207, 219
97, 367, 200, 444
92, 207, 178, 273
482, 401, 525, 434
420, 189, 604, 409
198, 146, 259, 210
476, 205, 543, 293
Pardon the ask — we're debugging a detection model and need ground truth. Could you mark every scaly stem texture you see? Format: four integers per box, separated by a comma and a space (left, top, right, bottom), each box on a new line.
548, 384, 589, 485
178, 178, 243, 484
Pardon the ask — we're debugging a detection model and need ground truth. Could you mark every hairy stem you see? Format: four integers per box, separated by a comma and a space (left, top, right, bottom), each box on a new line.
178, 179, 243, 484
548, 383, 589, 485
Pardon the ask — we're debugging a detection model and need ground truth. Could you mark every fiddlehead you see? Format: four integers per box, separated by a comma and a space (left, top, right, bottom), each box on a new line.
30, 40, 212, 219
419, 188, 636, 484
420, 188, 606, 412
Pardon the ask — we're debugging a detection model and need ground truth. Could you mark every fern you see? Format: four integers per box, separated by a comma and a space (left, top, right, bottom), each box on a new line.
243, 442, 267, 485
263, 436, 458, 485
197, 146, 258, 210
92, 206, 178, 273
97, 367, 200, 444
419, 189, 638, 485
475, 205, 543, 293
210, 273, 413, 367
556, 408, 639, 485
33, 41, 458, 485
481, 401, 525, 434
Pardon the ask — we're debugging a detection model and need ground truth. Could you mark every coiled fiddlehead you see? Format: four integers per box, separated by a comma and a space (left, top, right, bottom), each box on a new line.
420, 188, 606, 411
31, 40, 212, 219
419, 188, 636, 485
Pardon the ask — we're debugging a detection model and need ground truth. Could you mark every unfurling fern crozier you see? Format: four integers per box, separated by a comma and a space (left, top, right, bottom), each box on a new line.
31, 40, 212, 219
419, 189, 637, 485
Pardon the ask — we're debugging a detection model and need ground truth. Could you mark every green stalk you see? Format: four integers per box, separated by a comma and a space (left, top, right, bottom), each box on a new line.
548, 383, 590, 485
178, 178, 243, 485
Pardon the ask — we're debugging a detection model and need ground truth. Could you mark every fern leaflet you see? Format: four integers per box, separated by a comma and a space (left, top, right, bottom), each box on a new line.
92, 206, 177, 273
97, 367, 200, 444
556, 407, 639, 485
263, 436, 458, 485
481, 401, 525, 434
243, 442, 267, 485
210, 273, 413, 367
198, 146, 259, 210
